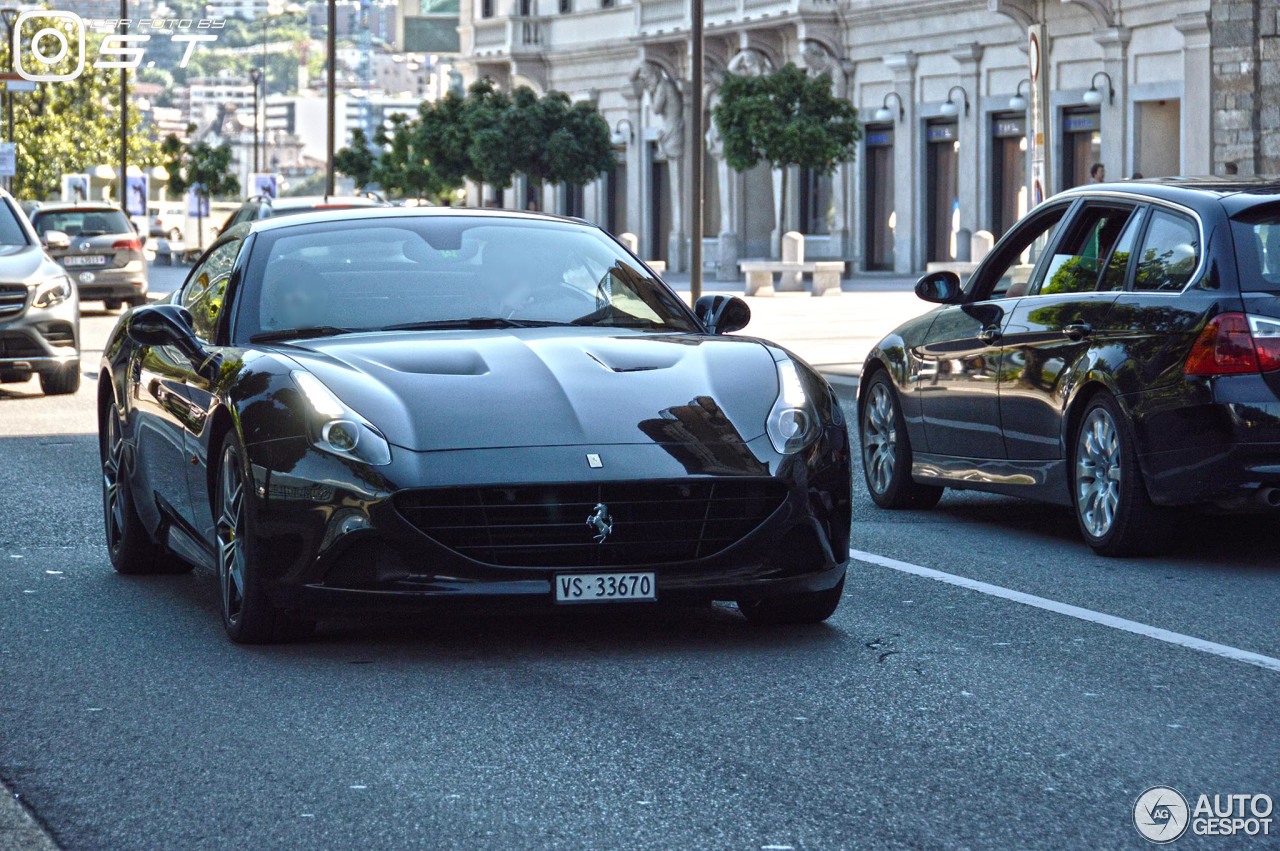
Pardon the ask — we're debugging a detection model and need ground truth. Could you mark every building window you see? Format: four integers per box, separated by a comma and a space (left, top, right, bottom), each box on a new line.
601, 0, 614, 7
798, 168, 832, 236
520, 0, 533, 14
481, 0, 493, 17
559, 0, 571, 12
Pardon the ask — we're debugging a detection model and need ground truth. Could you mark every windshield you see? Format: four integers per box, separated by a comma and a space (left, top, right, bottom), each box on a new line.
1234, 206, 1280, 292
0, 200, 29, 247
236, 216, 698, 341
31, 208, 132, 238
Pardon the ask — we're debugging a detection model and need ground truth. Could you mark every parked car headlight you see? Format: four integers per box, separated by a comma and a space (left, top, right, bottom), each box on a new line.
32, 275, 72, 309
767, 357, 819, 454
292, 370, 392, 466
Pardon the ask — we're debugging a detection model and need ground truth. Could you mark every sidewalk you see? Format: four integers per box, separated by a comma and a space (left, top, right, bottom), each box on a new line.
663, 272, 932, 396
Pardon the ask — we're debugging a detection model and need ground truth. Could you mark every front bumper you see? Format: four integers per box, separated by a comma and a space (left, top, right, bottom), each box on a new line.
241, 431, 853, 614
0, 295, 80, 375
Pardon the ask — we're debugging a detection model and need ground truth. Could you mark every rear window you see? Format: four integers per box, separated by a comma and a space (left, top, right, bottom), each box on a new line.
31, 208, 131, 238
1232, 206, 1280, 292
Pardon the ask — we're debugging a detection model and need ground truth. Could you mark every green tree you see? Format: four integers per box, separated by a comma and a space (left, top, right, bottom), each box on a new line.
6, 32, 161, 201
714, 63, 862, 251
334, 128, 378, 191
462, 79, 517, 200
162, 132, 240, 248
543, 96, 615, 189
414, 92, 471, 200
372, 114, 437, 200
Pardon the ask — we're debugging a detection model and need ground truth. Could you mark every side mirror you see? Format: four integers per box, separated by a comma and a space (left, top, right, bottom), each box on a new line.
694, 294, 751, 335
914, 271, 963, 305
127, 304, 201, 357
42, 230, 70, 250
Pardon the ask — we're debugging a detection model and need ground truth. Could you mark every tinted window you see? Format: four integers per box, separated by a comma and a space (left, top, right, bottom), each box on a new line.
183, 241, 241, 341
1035, 205, 1136, 295
1134, 210, 1199, 292
1232, 206, 1280, 292
236, 217, 699, 340
31, 208, 131, 237
0, 200, 29, 246
972, 204, 1069, 300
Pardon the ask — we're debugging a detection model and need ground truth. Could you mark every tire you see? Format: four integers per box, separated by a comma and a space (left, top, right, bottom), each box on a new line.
215, 431, 315, 644
40, 362, 81, 396
103, 299, 123, 311
1071, 394, 1169, 557
101, 403, 191, 575
738, 575, 845, 626
860, 372, 943, 510
167, 228, 182, 242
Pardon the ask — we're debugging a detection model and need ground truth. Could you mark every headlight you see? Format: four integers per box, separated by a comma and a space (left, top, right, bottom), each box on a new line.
32, 275, 72, 309
292, 370, 392, 466
767, 358, 819, 454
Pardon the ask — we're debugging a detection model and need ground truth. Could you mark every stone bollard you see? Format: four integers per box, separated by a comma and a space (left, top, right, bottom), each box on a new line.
778, 231, 805, 291
955, 228, 972, 262
972, 230, 994, 263
619, 232, 640, 255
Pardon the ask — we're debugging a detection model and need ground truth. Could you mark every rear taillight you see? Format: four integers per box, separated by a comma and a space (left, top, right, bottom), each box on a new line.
112, 238, 142, 251
1184, 312, 1280, 375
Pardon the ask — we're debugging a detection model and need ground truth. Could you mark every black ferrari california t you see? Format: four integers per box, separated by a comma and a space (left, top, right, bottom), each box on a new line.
98, 208, 851, 642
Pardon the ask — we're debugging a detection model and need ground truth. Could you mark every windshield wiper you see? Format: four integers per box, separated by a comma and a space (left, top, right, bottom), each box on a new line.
250, 325, 363, 343
379, 317, 572, 332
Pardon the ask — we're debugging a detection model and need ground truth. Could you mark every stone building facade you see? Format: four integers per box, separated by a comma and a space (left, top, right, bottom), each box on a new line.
459, 0, 1237, 275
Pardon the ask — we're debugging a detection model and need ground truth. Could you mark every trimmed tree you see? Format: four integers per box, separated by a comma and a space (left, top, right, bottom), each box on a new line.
414, 92, 472, 202
714, 62, 862, 253
162, 132, 240, 249
334, 127, 378, 191
462, 79, 518, 201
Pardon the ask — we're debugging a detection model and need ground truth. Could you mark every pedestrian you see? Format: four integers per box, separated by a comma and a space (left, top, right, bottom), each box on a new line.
1090, 162, 1106, 183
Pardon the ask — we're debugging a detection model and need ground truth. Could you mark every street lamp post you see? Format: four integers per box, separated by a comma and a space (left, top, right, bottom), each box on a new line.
248, 67, 262, 176
689, 0, 703, 302
325, 0, 336, 197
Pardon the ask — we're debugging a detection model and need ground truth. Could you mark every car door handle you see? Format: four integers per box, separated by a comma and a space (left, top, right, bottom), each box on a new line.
1061, 323, 1093, 341
977, 327, 1002, 345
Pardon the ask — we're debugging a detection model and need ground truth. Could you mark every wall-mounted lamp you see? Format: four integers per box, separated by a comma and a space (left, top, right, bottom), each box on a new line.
939, 85, 970, 118
610, 118, 634, 146
1082, 71, 1114, 106
873, 91, 904, 123
1009, 79, 1031, 111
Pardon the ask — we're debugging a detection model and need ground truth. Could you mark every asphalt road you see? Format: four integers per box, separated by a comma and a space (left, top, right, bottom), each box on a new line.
1, 268, 1277, 849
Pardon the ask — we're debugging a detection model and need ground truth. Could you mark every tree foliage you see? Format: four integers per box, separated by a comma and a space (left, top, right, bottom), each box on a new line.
714, 63, 862, 175
162, 131, 240, 245
365, 80, 615, 204
6, 31, 161, 201
334, 128, 378, 191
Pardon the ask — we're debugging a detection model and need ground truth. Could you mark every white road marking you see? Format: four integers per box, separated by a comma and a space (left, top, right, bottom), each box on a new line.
850, 549, 1280, 675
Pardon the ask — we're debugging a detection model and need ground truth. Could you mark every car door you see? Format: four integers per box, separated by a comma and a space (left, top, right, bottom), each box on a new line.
175, 239, 243, 542
997, 202, 1142, 460
914, 201, 1071, 458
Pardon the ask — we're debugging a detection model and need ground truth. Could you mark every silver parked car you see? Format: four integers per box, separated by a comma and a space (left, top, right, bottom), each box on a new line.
29, 203, 148, 310
0, 189, 80, 395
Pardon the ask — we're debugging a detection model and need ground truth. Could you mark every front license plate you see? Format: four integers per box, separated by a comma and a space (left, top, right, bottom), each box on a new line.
555, 572, 656, 603
63, 255, 107, 267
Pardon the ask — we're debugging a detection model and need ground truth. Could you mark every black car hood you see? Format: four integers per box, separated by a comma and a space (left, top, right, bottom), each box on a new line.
278, 328, 779, 452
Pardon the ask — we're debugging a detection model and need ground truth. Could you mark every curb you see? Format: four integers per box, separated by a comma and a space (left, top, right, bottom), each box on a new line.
0, 781, 58, 851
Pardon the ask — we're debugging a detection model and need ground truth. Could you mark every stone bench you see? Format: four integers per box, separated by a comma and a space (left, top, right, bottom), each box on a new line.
740, 260, 845, 297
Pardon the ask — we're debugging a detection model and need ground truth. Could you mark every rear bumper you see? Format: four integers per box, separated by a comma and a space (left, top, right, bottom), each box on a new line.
75, 274, 147, 300
1136, 373, 1280, 508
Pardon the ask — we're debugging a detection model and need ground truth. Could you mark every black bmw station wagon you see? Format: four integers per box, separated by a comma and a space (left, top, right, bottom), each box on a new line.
859, 178, 1280, 556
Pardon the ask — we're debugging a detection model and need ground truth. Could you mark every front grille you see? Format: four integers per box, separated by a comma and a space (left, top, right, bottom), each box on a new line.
38, 322, 76, 347
0, 285, 26, 318
0, 331, 44, 359
395, 479, 787, 568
